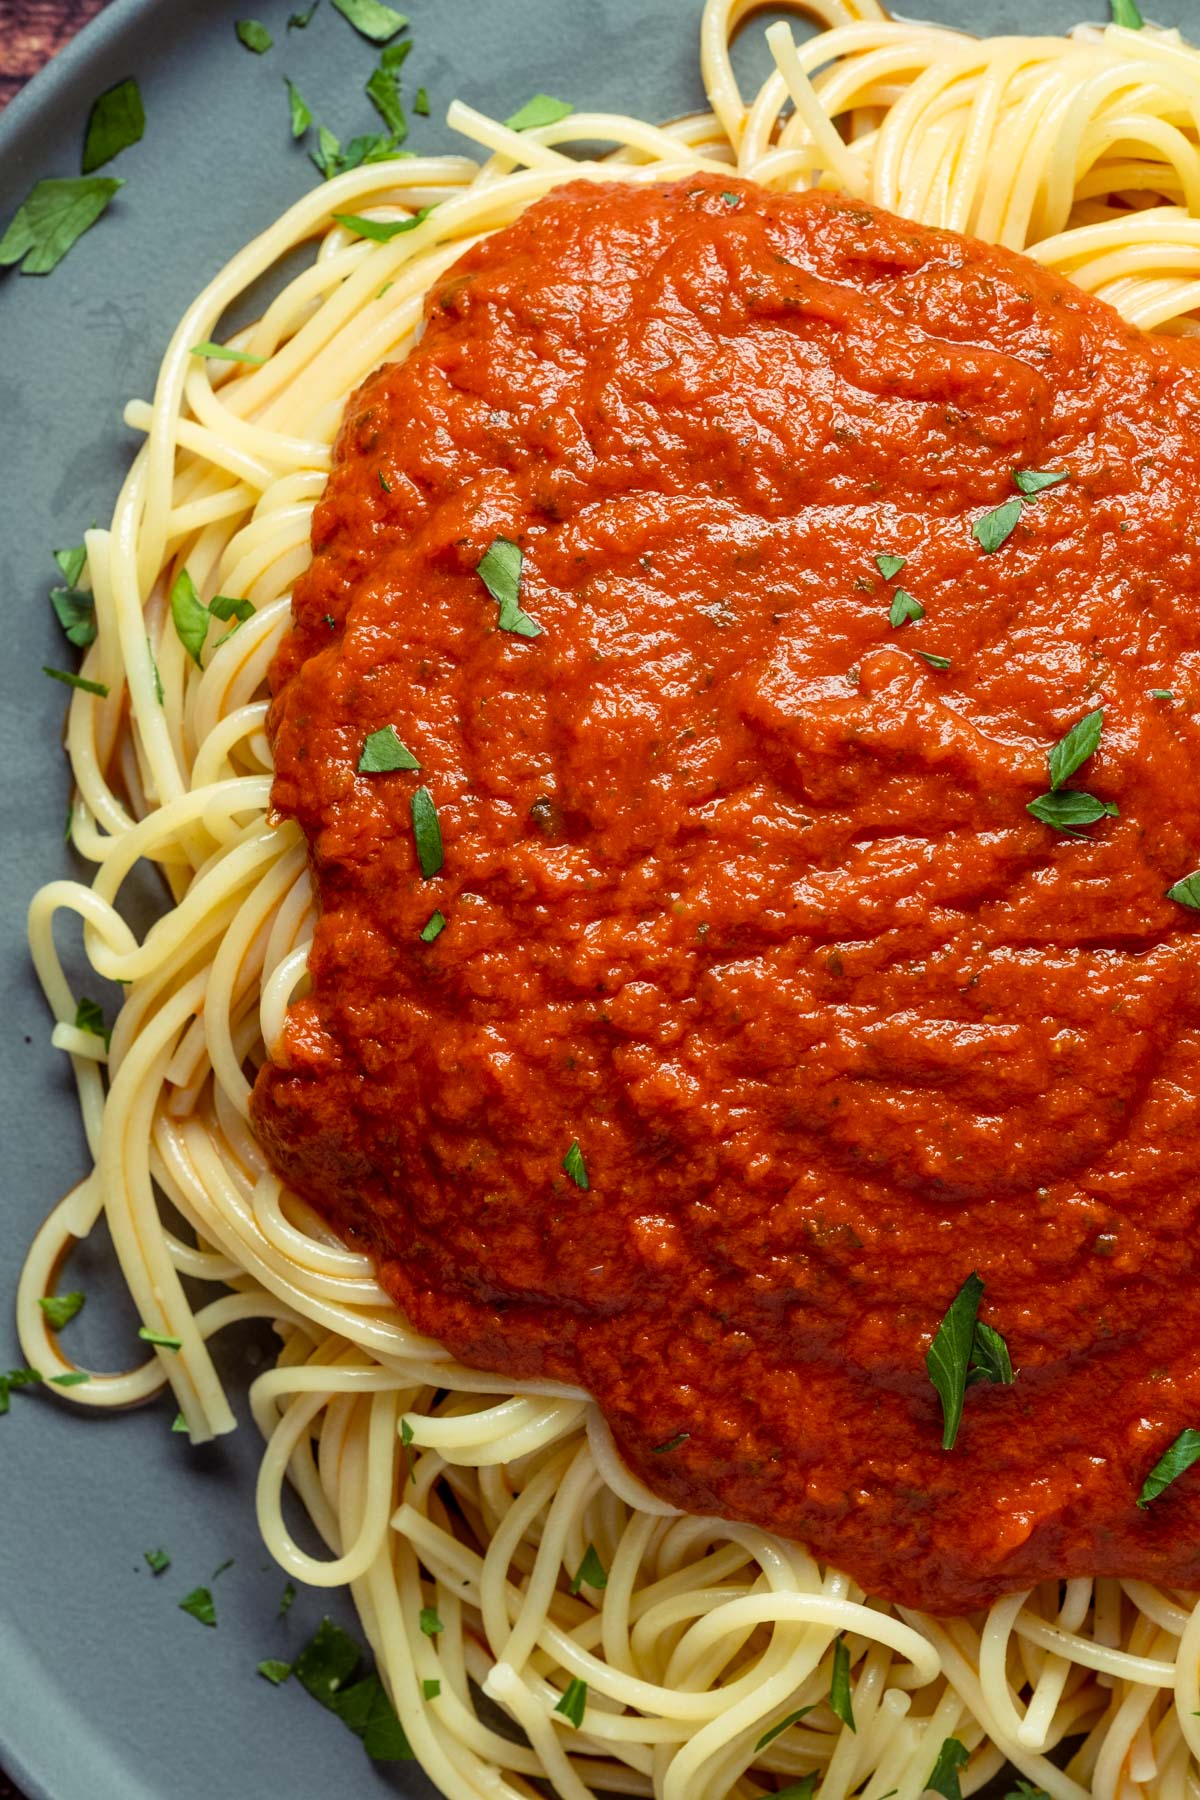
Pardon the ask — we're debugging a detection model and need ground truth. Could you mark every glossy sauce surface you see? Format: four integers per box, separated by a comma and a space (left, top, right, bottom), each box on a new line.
254, 176, 1200, 1611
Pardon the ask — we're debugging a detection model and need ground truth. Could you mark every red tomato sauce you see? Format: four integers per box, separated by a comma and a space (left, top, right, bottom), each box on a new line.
254, 174, 1200, 1612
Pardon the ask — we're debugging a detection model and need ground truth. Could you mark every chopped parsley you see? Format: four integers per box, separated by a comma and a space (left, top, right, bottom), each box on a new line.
926, 1737, 970, 1800
333, 205, 431, 242
366, 41, 411, 141
288, 1619, 415, 1760
505, 95, 574, 131
280, 1580, 297, 1616
1167, 870, 1200, 910
1150, 688, 1175, 700
190, 340, 265, 365
1137, 1427, 1200, 1507
235, 19, 274, 53
259, 1659, 293, 1684
0, 176, 123, 275
170, 568, 210, 666
830, 1635, 856, 1732
1110, 0, 1144, 23
415, 88, 430, 116
332, 0, 408, 42
358, 725, 419, 774
419, 1606, 443, 1638
289, 2, 319, 24
561, 1140, 589, 1190
38, 1291, 85, 1330
1013, 468, 1069, 496
143, 1548, 171, 1574
754, 1706, 814, 1752
171, 1412, 189, 1432
74, 996, 110, 1047
774, 1781, 817, 1800
419, 910, 445, 943
569, 1544, 607, 1594
285, 78, 313, 139
477, 537, 542, 637
972, 496, 1023, 554
139, 1326, 182, 1351
888, 589, 924, 628
410, 788, 443, 878
914, 650, 951, 671
43, 666, 109, 698
81, 78, 145, 174
310, 127, 400, 180
51, 580, 96, 648
1004, 1785, 1051, 1800
875, 553, 906, 580
651, 1431, 690, 1454
1048, 708, 1103, 790
55, 543, 87, 586
422, 1678, 440, 1700
927, 1272, 1015, 1450
179, 1586, 217, 1627
209, 594, 255, 626
554, 1677, 587, 1729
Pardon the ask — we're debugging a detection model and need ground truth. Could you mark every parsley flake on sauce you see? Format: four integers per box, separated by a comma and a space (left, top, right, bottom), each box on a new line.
914, 650, 951, 671
143, 1548, 170, 1574
888, 589, 924, 629
477, 537, 543, 637
1048, 708, 1103, 790
754, 1707, 815, 1753
139, 1326, 182, 1351
358, 725, 420, 774
259, 1659, 293, 1685
179, 1586, 217, 1627
1110, 0, 1144, 24
505, 95, 574, 131
972, 496, 1023, 554
562, 1140, 589, 1190
968, 1321, 1014, 1387
235, 19, 274, 52
419, 910, 446, 943
875, 553, 906, 580
569, 1544, 607, 1594
0, 177, 123, 275
1150, 688, 1176, 700
332, 0, 408, 43
38, 1291, 85, 1330
651, 1431, 690, 1454
410, 788, 443, 878
1014, 468, 1069, 496
1167, 870, 1200, 910
926, 1737, 970, 1800
43, 666, 109, 698
170, 568, 210, 666
1137, 1427, 1200, 1507
928, 1272, 985, 1449
81, 78, 145, 174
333, 206, 431, 242
190, 341, 265, 365
830, 1635, 856, 1732
554, 1677, 588, 1729
1027, 791, 1118, 833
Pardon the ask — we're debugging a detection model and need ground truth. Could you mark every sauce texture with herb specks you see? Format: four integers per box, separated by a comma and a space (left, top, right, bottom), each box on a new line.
254, 175, 1200, 1612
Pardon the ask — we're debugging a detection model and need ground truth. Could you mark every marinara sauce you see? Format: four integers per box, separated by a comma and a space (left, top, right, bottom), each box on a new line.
254, 175, 1200, 1612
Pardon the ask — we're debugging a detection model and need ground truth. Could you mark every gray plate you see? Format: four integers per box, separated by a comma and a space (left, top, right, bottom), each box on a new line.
1, 1, 1193, 1796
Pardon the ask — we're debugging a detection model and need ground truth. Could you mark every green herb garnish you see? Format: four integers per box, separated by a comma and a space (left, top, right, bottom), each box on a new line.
280, 1580, 297, 1616
1150, 688, 1175, 700
968, 1321, 1014, 1387
259, 1659, 293, 1684
505, 95, 573, 131
422, 1678, 440, 1699
170, 568, 209, 667
333, 206, 431, 242
562, 1140, 589, 1190
410, 788, 443, 878
1014, 468, 1069, 496
74, 996, 110, 1047
875, 553, 906, 580
1048, 708, 1103, 790
651, 1431, 690, 1454
1167, 870, 1200, 909
236, 19, 273, 53
139, 1326, 182, 1351
358, 725, 419, 774
1004, 1785, 1051, 1800
144, 1548, 170, 1574
569, 1544, 607, 1594
414, 87, 430, 116
51, 582, 96, 648
1137, 1427, 1200, 1507
419, 1607, 443, 1637
43, 666, 109, 698
1110, 0, 1144, 24
289, 3, 319, 24
774, 1781, 817, 1800
754, 1706, 815, 1752
285, 77, 313, 139
830, 1635, 856, 1732
973, 497, 1023, 554
55, 543, 87, 586
419, 910, 445, 943
171, 1412, 189, 1432
927, 1272, 983, 1451
914, 650, 951, 671
477, 537, 542, 637
926, 1737, 970, 1800
38, 1291, 85, 1330
0, 176, 123, 274
888, 589, 924, 628
366, 41, 411, 140
1027, 791, 1118, 833
554, 1677, 587, 1728
332, 0, 408, 42
81, 78, 145, 174
210, 594, 255, 626
190, 341, 265, 365
179, 1586, 217, 1627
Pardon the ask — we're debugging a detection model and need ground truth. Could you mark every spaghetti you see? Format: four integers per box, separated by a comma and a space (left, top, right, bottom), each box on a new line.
22, 1, 1200, 1795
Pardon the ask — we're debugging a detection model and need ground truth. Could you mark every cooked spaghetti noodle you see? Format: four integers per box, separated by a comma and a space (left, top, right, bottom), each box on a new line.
21, 2, 1200, 1795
